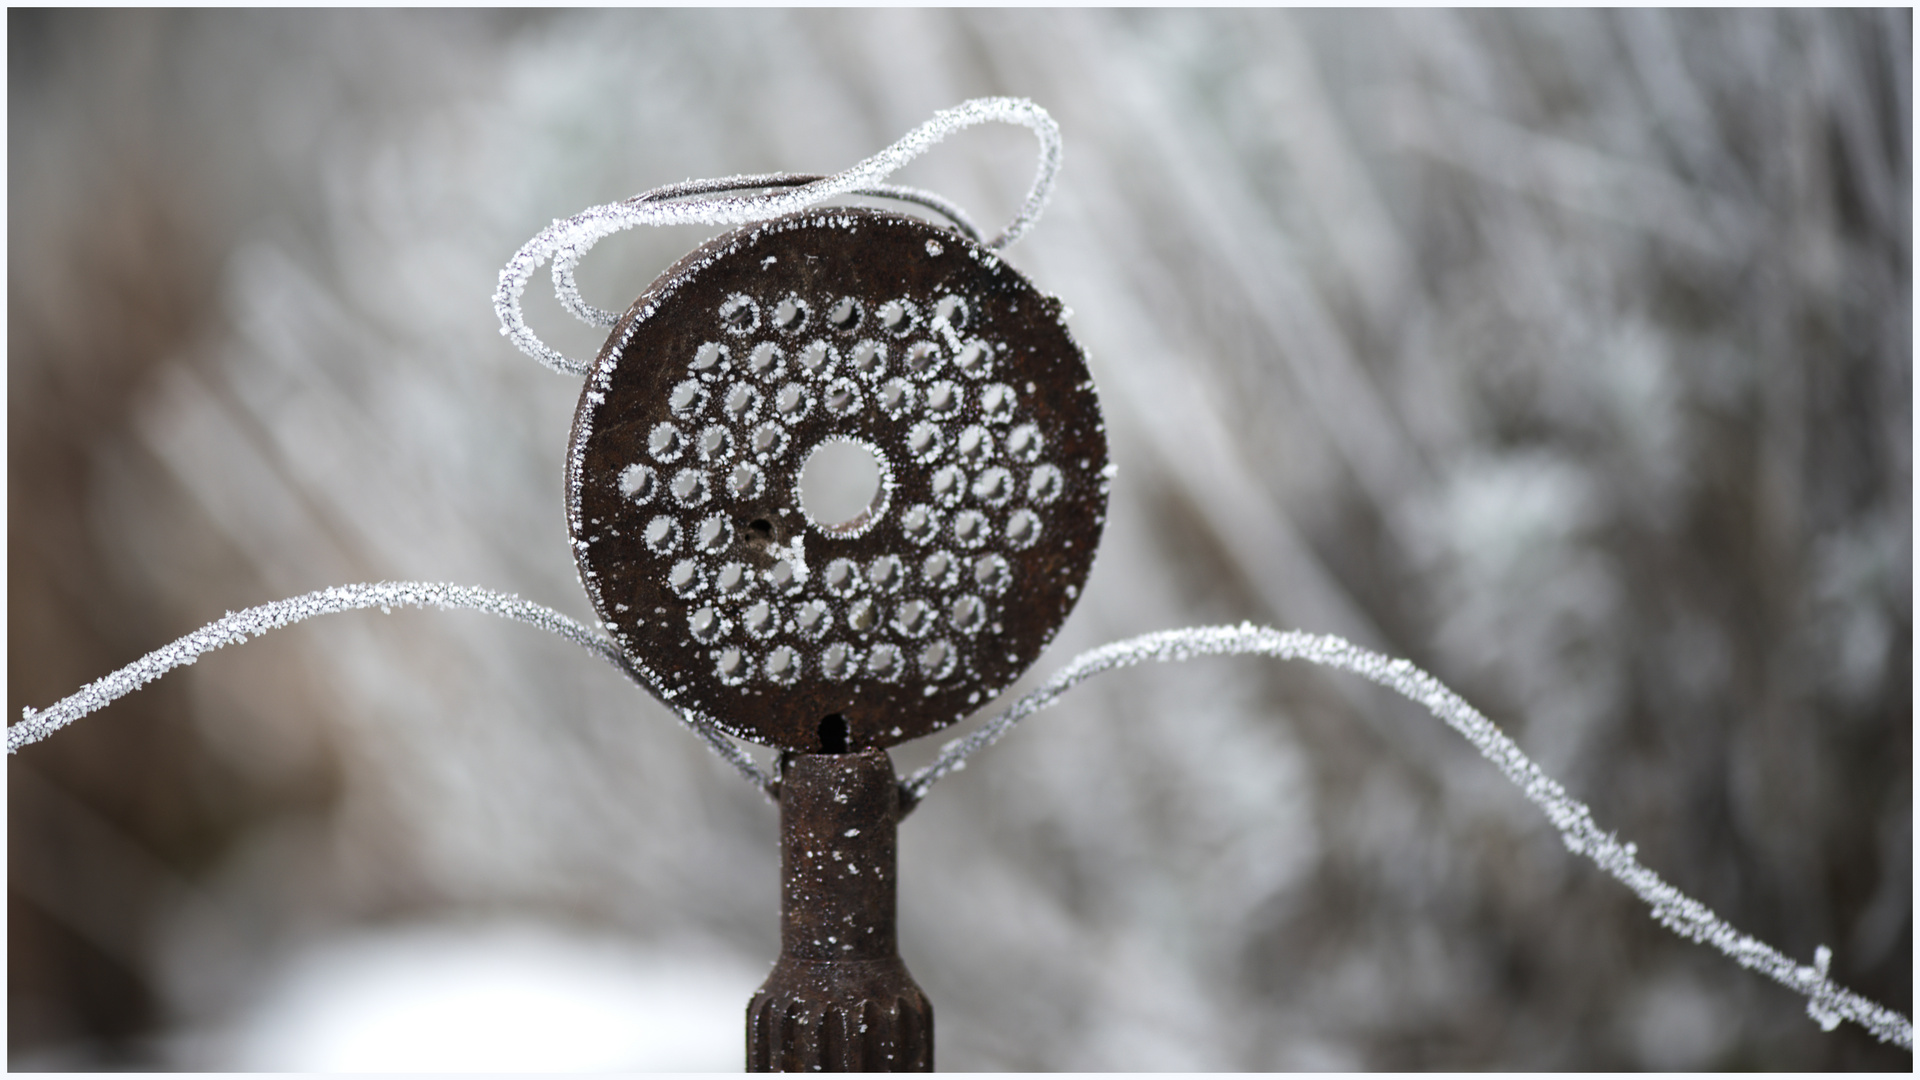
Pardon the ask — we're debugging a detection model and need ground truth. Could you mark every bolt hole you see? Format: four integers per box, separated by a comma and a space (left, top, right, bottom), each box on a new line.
934, 295, 969, 330
772, 296, 809, 333
828, 297, 863, 333
767, 559, 798, 592
718, 295, 758, 334
955, 340, 991, 378
818, 713, 850, 754
695, 515, 731, 552
905, 341, 942, 375
751, 422, 787, 458
691, 342, 728, 371
877, 299, 917, 336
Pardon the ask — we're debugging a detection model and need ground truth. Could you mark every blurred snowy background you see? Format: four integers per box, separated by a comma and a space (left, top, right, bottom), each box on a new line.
9, 9, 1909, 1070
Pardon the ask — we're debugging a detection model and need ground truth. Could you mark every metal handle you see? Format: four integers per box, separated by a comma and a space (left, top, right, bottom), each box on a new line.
747, 748, 932, 1071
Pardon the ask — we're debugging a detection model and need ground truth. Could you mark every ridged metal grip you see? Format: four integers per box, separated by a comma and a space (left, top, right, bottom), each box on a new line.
747, 749, 931, 1071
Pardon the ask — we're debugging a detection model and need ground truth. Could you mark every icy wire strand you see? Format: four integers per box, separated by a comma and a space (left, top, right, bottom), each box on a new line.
13, 598, 1904, 1047
5, 582, 776, 796
550, 174, 985, 328
494, 96, 1062, 375
902, 624, 1914, 1050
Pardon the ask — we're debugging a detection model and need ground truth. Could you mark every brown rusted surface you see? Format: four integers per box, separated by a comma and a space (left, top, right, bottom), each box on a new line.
569, 208, 1110, 753
747, 749, 931, 1072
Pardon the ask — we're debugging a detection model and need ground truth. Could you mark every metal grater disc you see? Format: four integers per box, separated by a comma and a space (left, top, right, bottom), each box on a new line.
569, 208, 1109, 753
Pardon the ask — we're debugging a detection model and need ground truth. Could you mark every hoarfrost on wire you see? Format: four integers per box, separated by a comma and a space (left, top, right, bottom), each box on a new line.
6, 581, 772, 793
901, 624, 1913, 1050
12, 596, 1910, 1049
494, 97, 1062, 376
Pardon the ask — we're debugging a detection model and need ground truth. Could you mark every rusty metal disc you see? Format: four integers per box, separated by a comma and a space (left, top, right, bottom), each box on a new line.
569, 208, 1109, 753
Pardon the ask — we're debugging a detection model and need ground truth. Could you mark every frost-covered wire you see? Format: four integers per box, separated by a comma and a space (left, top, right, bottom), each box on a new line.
12, 601, 1907, 1045
903, 624, 1914, 1050
496, 96, 1061, 375
7, 581, 776, 797
550, 172, 985, 328
19, 602, 1900, 1046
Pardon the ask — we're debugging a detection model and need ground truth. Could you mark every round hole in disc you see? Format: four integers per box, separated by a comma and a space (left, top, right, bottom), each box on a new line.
800, 438, 886, 532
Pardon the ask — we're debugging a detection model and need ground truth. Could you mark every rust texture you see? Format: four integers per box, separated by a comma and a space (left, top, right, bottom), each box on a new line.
572, 207, 1111, 1068
748, 749, 931, 1071
569, 208, 1110, 753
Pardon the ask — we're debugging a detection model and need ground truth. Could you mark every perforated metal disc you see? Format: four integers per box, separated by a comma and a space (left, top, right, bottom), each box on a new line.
569, 209, 1109, 752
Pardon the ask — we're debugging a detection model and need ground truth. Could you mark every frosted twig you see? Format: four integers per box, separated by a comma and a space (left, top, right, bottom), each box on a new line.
496, 97, 1062, 375
7, 582, 776, 798
903, 624, 1913, 1049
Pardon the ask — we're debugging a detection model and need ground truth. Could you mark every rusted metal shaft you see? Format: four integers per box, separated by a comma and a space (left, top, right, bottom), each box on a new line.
748, 748, 932, 1071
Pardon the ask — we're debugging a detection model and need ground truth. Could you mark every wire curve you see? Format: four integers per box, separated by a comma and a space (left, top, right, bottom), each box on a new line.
901, 624, 1913, 1050
10, 592, 1907, 1046
494, 96, 1062, 375
6, 581, 775, 798
549, 173, 986, 328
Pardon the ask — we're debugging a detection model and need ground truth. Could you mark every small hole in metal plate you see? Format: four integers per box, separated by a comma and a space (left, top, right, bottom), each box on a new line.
818, 713, 850, 753
772, 295, 809, 333
827, 297, 863, 333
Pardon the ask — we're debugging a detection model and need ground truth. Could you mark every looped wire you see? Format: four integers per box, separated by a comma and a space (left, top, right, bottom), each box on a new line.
551, 174, 984, 328
495, 96, 1062, 375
